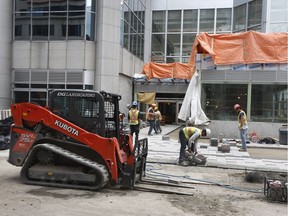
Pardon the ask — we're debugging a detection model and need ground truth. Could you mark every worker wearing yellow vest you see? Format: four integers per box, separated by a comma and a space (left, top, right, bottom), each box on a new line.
178, 126, 211, 166
234, 104, 248, 152
128, 101, 140, 144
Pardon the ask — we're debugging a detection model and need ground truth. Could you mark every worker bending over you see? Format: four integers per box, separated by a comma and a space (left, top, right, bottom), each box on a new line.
178, 126, 211, 166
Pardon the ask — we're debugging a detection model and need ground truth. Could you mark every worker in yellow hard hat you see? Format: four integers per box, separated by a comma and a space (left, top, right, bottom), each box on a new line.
154, 106, 162, 134
146, 103, 158, 135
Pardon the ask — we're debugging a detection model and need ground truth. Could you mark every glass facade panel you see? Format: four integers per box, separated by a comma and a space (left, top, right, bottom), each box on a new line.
32, 0, 49, 12
151, 34, 165, 55
68, 11, 85, 39
50, 12, 67, 40
14, 0, 96, 41
183, 10, 198, 32
50, 0, 67, 11
199, 9, 215, 33
31, 92, 47, 107
86, 12, 95, 41
68, 0, 86, 11
251, 84, 287, 123
152, 11, 165, 33
32, 12, 49, 40
121, 0, 145, 60
14, 91, 29, 103
166, 57, 180, 63
216, 8, 232, 32
166, 34, 181, 56
182, 33, 195, 56
15, 0, 31, 12
167, 10, 181, 32
15, 13, 31, 40
202, 84, 248, 120
233, 4, 246, 32
248, 0, 262, 27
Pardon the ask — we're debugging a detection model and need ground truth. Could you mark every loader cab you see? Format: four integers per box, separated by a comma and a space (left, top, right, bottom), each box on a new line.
48, 90, 121, 140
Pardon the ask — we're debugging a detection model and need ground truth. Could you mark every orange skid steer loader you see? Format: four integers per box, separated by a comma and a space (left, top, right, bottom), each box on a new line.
8, 90, 148, 190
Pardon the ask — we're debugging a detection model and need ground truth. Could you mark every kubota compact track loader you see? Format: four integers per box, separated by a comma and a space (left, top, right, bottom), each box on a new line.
8, 90, 148, 190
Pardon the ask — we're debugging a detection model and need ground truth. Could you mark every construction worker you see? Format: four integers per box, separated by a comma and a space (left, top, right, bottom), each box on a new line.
178, 126, 211, 166
154, 106, 162, 134
234, 104, 248, 152
146, 103, 158, 135
128, 101, 140, 144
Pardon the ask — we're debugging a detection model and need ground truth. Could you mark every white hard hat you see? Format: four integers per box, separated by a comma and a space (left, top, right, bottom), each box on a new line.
204, 128, 211, 137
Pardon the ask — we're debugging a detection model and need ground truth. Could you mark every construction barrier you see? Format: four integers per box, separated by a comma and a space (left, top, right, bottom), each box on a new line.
0, 109, 11, 120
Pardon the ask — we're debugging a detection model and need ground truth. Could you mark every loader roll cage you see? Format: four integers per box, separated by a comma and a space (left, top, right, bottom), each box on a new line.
48, 90, 121, 140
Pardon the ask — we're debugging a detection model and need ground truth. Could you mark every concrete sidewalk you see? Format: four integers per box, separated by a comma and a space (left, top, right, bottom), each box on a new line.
139, 124, 288, 173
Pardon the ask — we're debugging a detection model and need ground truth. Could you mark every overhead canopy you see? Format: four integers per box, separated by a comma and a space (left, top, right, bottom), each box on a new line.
189, 31, 288, 71
142, 62, 193, 80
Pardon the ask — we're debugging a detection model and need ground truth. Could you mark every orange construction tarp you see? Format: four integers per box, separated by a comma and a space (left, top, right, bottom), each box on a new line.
142, 62, 193, 80
189, 31, 288, 71
142, 32, 288, 80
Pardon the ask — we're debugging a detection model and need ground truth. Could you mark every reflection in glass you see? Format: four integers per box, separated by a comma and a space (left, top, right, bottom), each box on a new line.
166, 57, 180, 63
15, 0, 31, 12
69, 0, 86, 11
167, 10, 181, 32
233, 4, 246, 32
14, 91, 29, 103
200, 9, 215, 33
152, 11, 165, 32
182, 34, 196, 56
32, 12, 49, 40
216, 8, 232, 32
86, 12, 95, 41
50, 0, 67, 11
15, 13, 31, 40
151, 34, 165, 54
248, 0, 262, 27
166, 34, 181, 56
202, 84, 247, 120
183, 10, 198, 32
50, 12, 67, 40
251, 85, 287, 123
68, 11, 85, 39
31, 92, 47, 107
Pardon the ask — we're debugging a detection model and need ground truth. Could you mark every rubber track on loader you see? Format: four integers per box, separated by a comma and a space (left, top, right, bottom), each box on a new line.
20, 143, 110, 190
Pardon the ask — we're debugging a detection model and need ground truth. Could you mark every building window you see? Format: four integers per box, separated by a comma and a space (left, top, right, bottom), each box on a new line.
152, 11, 165, 33
166, 34, 181, 56
14, 91, 29, 103
121, 0, 145, 60
247, 0, 262, 31
251, 84, 287, 123
199, 9, 215, 33
202, 83, 287, 123
151, 34, 165, 62
202, 84, 248, 121
167, 10, 181, 32
216, 8, 232, 33
233, 4, 246, 32
14, 0, 97, 41
269, 0, 288, 32
182, 33, 196, 57
183, 9, 198, 32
